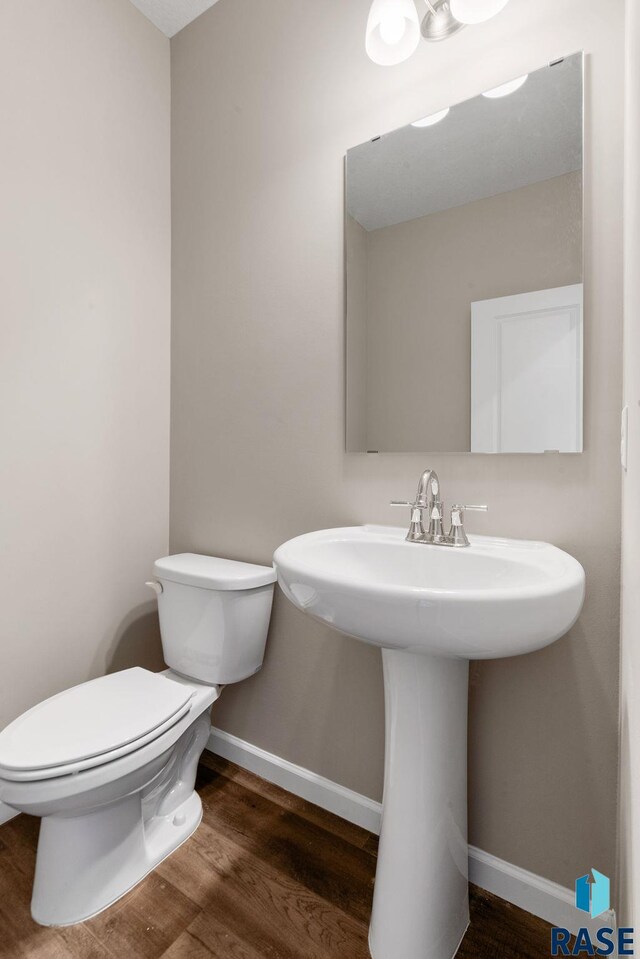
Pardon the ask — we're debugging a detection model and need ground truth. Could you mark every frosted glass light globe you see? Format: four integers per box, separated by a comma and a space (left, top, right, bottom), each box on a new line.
366, 0, 420, 66
482, 74, 528, 98
411, 108, 450, 128
450, 0, 510, 25
379, 10, 407, 45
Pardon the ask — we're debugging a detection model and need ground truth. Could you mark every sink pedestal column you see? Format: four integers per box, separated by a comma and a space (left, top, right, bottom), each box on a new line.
369, 649, 469, 959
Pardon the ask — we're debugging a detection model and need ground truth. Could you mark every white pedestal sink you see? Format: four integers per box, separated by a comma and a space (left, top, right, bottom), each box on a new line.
273, 525, 585, 959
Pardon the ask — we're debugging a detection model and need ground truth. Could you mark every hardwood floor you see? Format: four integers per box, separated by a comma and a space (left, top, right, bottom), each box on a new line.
0, 753, 557, 958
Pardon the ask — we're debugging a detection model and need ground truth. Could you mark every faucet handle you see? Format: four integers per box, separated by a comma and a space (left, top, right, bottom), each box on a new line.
390, 501, 426, 542
447, 504, 488, 547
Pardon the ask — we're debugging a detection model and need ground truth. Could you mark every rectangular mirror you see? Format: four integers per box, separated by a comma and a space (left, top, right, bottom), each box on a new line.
345, 53, 583, 454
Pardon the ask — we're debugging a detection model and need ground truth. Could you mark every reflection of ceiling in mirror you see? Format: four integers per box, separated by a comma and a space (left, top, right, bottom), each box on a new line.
347, 55, 582, 232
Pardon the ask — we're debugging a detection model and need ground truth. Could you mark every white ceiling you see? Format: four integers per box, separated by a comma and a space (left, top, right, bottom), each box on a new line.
128, 0, 220, 37
347, 54, 583, 232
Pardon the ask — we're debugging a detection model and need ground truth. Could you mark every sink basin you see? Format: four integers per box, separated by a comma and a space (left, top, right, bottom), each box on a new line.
274, 525, 585, 658
273, 525, 585, 959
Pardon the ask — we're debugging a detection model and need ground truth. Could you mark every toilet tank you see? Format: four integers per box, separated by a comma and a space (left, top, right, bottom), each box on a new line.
151, 554, 276, 685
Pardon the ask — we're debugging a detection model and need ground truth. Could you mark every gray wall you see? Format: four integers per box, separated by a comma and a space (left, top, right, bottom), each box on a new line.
0, 0, 171, 729
171, 0, 623, 888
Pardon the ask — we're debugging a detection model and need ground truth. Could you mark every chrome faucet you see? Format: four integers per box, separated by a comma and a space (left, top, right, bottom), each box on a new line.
391, 469, 487, 547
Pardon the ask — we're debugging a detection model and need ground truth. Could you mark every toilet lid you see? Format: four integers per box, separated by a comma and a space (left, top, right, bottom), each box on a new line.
0, 668, 193, 774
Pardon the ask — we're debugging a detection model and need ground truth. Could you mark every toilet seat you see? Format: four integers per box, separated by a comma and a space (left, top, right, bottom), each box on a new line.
0, 668, 194, 782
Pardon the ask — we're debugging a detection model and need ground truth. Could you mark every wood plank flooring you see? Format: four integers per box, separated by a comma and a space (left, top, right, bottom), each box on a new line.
0, 753, 557, 958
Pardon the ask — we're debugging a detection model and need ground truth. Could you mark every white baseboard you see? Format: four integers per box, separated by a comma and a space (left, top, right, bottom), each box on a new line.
468, 845, 616, 938
0, 801, 18, 826
207, 726, 382, 833
206, 726, 616, 937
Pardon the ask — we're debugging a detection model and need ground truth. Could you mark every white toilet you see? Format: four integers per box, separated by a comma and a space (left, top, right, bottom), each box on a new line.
0, 553, 276, 927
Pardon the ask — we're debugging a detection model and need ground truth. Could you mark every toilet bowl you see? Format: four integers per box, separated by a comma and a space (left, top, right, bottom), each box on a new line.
0, 553, 276, 927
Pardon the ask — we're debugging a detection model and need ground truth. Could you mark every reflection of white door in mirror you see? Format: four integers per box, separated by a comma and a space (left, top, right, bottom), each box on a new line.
471, 284, 583, 453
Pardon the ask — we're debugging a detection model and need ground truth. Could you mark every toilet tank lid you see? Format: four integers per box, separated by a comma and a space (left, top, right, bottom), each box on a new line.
154, 553, 277, 591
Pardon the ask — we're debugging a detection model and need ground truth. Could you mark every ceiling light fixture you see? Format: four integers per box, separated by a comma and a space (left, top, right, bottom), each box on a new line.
411, 107, 451, 127
482, 74, 528, 98
366, 0, 512, 64
420, 0, 463, 41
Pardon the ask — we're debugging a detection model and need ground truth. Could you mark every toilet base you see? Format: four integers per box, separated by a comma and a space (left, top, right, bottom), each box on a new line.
30, 705, 213, 927
32, 788, 203, 926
